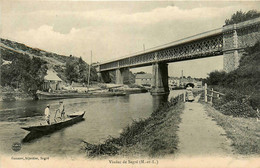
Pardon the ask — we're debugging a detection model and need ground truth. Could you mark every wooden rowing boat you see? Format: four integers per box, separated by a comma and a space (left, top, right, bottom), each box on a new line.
21, 111, 85, 133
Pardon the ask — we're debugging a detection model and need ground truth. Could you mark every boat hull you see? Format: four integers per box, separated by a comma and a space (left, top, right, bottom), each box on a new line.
21, 112, 85, 133
36, 91, 126, 100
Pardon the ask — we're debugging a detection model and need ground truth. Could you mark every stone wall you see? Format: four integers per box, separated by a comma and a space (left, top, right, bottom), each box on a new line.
223, 17, 260, 72
237, 24, 260, 48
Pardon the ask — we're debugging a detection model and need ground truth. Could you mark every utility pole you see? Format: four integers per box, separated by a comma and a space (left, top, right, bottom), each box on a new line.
88, 50, 92, 86
180, 70, 183, 87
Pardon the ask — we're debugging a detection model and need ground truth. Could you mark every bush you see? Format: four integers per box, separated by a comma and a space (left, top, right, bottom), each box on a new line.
212, 98, 227, 110
219, 101, 257, 118
205, 71, 227, 85
222, 89, 246, 103
248, 93, 260, 110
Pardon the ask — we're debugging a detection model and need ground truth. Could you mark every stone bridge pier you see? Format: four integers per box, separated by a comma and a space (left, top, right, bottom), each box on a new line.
150, 62, 169, 95
223, 19, 260, 72
97, 71, 111, 83
115, 68, 130, 84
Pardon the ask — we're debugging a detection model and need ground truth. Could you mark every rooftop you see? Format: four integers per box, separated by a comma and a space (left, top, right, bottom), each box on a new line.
135, 73, 153, 79
44, 70, 62, 81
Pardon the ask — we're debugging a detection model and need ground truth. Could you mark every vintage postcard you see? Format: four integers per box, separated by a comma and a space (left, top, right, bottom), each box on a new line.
1, 0, 260, 168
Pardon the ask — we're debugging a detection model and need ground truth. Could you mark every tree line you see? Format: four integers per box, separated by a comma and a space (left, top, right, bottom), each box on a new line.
65, 56, 98, 84
1, 50, 48, 94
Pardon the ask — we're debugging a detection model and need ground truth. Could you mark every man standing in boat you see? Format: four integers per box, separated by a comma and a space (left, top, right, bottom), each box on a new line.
55, 101, 65, 121
45, 104, 50, 124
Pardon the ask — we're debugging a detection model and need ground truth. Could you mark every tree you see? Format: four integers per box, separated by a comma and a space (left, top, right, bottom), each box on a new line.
65, 58, 79, 83
225, 10, 260, 25
0, 54, 47, 93
79, 57, 91, 83
205, 70, 227, 85
65, 56, 98, 83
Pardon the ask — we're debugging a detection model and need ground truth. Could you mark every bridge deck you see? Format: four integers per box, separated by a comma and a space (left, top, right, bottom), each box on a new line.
98, 17, 260, 72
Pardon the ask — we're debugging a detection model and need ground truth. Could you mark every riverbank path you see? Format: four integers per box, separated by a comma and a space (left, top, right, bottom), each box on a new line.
176, 95, 233, 157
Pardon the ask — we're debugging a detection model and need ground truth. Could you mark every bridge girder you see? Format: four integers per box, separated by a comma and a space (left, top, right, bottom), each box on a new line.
97, 17, 260, 73
100, 34, 223, 72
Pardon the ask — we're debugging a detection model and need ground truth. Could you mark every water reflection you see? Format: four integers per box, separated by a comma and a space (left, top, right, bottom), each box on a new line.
22, 132, 49, 143
0, 91, 184, 155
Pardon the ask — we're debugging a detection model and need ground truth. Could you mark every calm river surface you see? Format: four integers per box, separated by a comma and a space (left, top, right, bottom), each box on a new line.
0, 90, 184, 157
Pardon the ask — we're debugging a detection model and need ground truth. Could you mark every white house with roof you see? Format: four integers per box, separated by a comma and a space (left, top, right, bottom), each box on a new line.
42, 69, 63, 91
135, 73, 153, 86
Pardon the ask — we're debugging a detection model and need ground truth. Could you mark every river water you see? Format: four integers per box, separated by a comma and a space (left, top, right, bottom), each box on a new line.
0, 90, 184, 157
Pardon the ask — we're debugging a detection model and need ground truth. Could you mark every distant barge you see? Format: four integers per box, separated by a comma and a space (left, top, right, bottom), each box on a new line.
112, 88, 148, 94
36, 90, 126, 100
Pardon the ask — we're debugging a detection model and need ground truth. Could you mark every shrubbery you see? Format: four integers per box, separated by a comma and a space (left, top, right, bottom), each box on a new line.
205, 40, 260, 118
218, 101, 257, 118
211, 88, 259, 118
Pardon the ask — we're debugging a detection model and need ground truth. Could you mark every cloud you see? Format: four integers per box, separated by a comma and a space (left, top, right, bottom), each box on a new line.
2, 2, 260, 77
27, 5, 255, 27
3, 5, 250, 35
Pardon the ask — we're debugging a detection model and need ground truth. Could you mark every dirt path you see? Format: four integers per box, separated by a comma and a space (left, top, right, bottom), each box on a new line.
176, 95, 233, 157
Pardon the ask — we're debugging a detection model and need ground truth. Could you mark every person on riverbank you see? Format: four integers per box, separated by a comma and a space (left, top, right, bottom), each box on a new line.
186, 85, 193, 91
186, 85, 194, 102
45, 104, 50, 125
55, 101, 65, 121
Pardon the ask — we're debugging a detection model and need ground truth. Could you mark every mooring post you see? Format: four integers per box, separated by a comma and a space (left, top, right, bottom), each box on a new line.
183, 92, 186, 102
210, 88, 214, 104
205, 83, 207, 103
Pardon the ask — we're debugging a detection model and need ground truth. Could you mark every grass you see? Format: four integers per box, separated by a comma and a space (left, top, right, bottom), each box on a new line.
82, 95, 185, 157
119, 102, 184, 157
203, 102, 260, 155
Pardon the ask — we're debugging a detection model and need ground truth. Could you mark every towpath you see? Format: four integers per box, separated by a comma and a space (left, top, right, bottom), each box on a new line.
176, 95, 233, 157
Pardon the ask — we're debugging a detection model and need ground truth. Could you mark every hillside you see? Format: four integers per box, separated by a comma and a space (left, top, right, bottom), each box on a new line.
0, 38, 98, 95
0, 38, 97, 83
1, 38, 67, 66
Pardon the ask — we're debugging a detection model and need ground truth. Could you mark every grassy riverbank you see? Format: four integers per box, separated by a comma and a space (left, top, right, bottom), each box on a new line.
82, 95, 185, 157
201, 101, 260, 155
0, 86, 34, 101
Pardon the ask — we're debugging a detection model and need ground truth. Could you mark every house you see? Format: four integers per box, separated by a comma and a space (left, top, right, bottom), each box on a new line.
42, 70, 63, 91
169, 77, 180, 89
135, 73, 153, 86
2, 59, 12, 65
180, 78, 195, 87
180, 78, 203, 88
168, 76, 203, 89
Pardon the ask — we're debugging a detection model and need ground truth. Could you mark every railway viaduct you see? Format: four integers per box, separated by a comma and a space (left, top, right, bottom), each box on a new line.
95, 17, 260, 95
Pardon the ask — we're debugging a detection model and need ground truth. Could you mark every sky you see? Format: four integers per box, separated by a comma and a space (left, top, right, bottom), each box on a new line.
1, 0, 260, 78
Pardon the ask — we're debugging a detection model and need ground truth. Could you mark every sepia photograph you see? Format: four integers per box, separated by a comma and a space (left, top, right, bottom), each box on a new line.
1, 0, 260, 167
